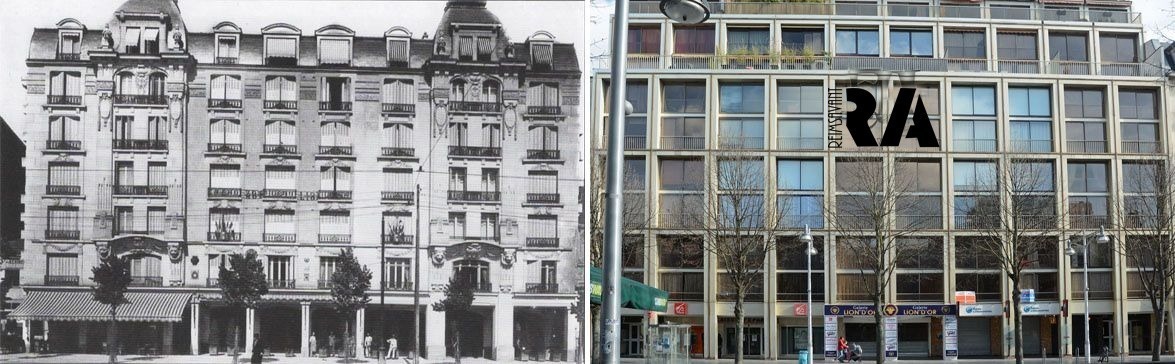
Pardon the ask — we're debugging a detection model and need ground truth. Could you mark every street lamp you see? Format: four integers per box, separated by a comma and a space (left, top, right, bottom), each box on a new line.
799, 225, 817, 360
1064, 225, 1110, 364
599, 1, 710, 364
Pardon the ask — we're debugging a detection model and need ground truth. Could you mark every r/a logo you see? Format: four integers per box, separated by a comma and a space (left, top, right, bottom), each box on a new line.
845, 87, 939, 148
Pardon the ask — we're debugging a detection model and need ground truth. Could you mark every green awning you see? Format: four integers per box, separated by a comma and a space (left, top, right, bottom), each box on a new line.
590, 266, 669, 312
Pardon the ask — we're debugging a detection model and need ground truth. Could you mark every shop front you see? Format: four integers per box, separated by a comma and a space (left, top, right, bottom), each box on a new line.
10, 289, 192, 354
823, 304, 958, 361
956, 303, 1003, 358
719, 317, 764, 358
1019, 302, 1061, 356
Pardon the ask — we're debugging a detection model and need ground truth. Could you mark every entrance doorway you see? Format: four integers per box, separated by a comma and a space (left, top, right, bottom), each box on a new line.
781, 326, 825, 355
898, 322, 930, 358
723, 326, 763, 357
445, 309, 487, 359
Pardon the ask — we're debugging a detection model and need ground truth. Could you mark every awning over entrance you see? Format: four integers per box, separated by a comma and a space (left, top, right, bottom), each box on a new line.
589, 266, 669, 312
10, 290, 192, 322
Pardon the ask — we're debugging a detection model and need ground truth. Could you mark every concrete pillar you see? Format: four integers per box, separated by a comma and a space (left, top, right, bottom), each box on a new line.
355, 307, 366, 357
301, 302, 310, 357
78, 322, 88, 350
21, 319, 30, 353
190, 302, 200, 355
163, 322, 174, 354
42, 321, 49, 344
245, 307, 255, 354
426, 305, 445, 359
492, 299, 514, 360
565, 308, 577, 360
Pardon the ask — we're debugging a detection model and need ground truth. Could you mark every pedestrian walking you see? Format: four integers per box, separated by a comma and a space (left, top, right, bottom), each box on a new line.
309, 333, 318, 356
328, 332, 337, 357
250, 333, 265, 364
386, 336, 398, 359
364, 332, 373, 358
837, 336, 849, 362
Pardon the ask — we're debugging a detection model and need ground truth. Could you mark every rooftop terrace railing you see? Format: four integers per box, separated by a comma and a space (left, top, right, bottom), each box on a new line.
626, 1, 1139, 23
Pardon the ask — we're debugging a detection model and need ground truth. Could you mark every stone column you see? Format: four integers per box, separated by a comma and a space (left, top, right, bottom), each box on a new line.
492, 298, 514, 360
21, 320, 30, 353
565, 308, 577, 360
355, 307, 366, 357
301, 302, 311, 357
190, 302, 200, 355
78, 322, 88, 351
426, 305, 445, 360
245, 307, 255, 354
162, 322, 174, 354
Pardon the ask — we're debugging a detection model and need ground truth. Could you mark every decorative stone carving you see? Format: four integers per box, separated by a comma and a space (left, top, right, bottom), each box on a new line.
96, 241, 110, 259
101, 25, 114, 49
168, 243, 183, 262
431, 247, 446, 266
502, 248, 515, 268
169, 30, 185, 50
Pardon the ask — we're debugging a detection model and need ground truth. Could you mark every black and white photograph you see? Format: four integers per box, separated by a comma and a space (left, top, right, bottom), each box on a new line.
0, 0, 586, 363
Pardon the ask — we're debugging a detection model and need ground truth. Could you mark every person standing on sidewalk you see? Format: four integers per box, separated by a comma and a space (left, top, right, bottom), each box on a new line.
250, 333, 265, 364
386, 336, 398, 359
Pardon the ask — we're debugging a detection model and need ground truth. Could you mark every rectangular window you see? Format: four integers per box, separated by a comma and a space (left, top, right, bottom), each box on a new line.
997, 32, 1037, 60
1120, 89, 1157, 120
115, 161, 134, 187
1064, 88, 1104, 118
527, 82, 560, 107
320, 77, 352, 104
944, 31, 985, 59
1068, 162, 1108, 193
1048, 32, 1088, 61
660, 117, 705, 150
777, 119, 823, 150
951, 86, 996, 116
47, 161, 80, 190
673, 26, 714, 54
628, 25, 661, 54
210, 119, 241, 145
778, 160, 823, 191
264, 211, 296, 235
387, 39, 409, 63
266, 37, 298, 58
1099, 34, 1138, 63
265, 120, 296, 145
889, 29, 933, 57
47, 254, 78, 277
835, 29, 880, 56
210, 75, 243, 100
59, 33, 81, 55
662, 82, 706, 113
47, 207, 79, 234
660, 159, 704, 191
267, 256, 294, 285
123, 27, 141, 54
386, 258, 412, 288
265, 166, 296, 190
719, 82, 764, 114
208, 208, 240, 241
216, 36, 239, 59
147, 206, 166, 234
147, 162, 165, 187
727, 27, 770, 54
264, 76, 298, 102
1009, 87, 1052, 117
780, 28, 823, 53
115, 206, 134, 234
1065, 120, 1106, 152
142, 28, 159, 54
48, 71, 81, 96
382, 79, 415, 105
319, 166, 352, 192
319, 38, 351, 65
719, 118, 764, 149
320, 121, 351, 147
716, 159, 764, 190
778, 84, 823, 114
952, 120, 996, 152
954, 161, 997, 192
48, 116, 80, 143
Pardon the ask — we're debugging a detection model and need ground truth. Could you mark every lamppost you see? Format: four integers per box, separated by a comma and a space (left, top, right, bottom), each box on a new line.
799, 225, 817, 360
600, 1, 710, 363
1064, 225, 1110, 364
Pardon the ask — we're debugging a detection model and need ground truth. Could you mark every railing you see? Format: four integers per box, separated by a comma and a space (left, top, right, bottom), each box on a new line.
382, 103, 415, 114
998, 60, 1041, 74
526, 237, 560, 248
47, 95, 82, 105
777, 137, 823, 150
381, 147, 415, 157
318, 145, 353, 155
263, 189, 297, 200
624, 136, 647, 149
1009, 140, 1052, 153
383, 234, 415, 245
269, 279, 296, 289
130, 276, 163, 287
318, 190, 352, 200
660, 213, 701, 229
46, 185, 81, 195
113, 185, 168, 196
265, 56, 297, 67
450, 101, 502, 113
113, 139, 168, 150
382, 191, 414, 203
896, 215, 941, 229
448, 190, 502, 202
668, 291, 704, 301
526, 149, 560, 160
1071, 215, 1109, 229
471, 281, 493, 293
319, 101, 352, 111
215, 57, 238, 65
718, 136, 765, 150
46, 140, 82, 150
779, 215, 824, 229
1067, 140, 1107, 153
452, 235, 501, 242
45, 230, 80, 240
1122, 140, 1160, 154
319, 234, 352, 244
953, 139, 998, 152
45, 275, 79, 286
113, 94, 168, 105
319, 59, 351, 67
208, 98, 242, 109
1047, 61, 1092, 75
527, 106, 562, 115
777, 292, 827, 302
264, 100, 297, 110
57, 52, 81, 61
719, 292, 764, 302
525, 283, 560, 294
386, 281, 414, 291
1124, 215, 1160, 229
264, 233, 297, 243
263, 144, 298, 154
207, 143, 243, 153
1016, 214, 1058, 229
208, 231, 241, 242
954, 215, 1000, 229
208, 187, 242, 199
660, 136, 705, 150
387, 59, 409, 68
625, 1, 1140, 23
448, 145, 502, 158
318, 279, 335, 289
527, 193, 560, 204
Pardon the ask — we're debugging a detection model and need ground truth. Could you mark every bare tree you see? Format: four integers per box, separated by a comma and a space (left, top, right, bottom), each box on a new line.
824, 155, 932, 364
588, 157, 654, 268
1114, 159, 1175, 361
960, 158, 1065, 364
675, 152, 779, 363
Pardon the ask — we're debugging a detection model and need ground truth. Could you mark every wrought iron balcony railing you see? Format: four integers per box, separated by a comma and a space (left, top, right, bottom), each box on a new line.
263, 144, 298, 155
46, 185, 81, 196
264, 100, 297, 110
526, 193, 560, 204
45, 230, 80, 240
265, 56, 297, 67
318, 145, 353, 156
113, 139, 168, 150
262, 189, 297, 200
525, 283, 559, 294
208, 187, 242, 198
45, 275, 79, 286
382, 103, 415, 114
526, 149, 560, 160
318, 279, 335, 289
207, 278, 220, 287
113, 185, 168, 196
269, 279, 296, 289
625, 1, 1139, 22
264, 233, 297, 243
113, 94, 168, 105
381, 191, 414, 203
45, 140, 82, 150
215, 57, 238, 65
471, 281, 493, 293
386, 281, 414, 291
449, 101, 502, 113
527, 105, 562, 115
208, 98, 242, 109
56, 52, 81, 61
525, 237, 559, 248
318, 190, 352, 200
448, 190, 501, 202
319, 101, 352, 111
381, 147, 415, 157
207, 143, 243, 153
319, 234, 352, 244
47, 95, 82, 105
208, 231, 241, 242
448, 145, 501, 158
130, 276, 163, 287
383, 234, 415, 246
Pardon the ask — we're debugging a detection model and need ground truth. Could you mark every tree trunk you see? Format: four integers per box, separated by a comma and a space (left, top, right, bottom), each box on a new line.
232, 321, 240, 364
345, 317, 352, 364
1153, 299, 1166, 361
874, 295, 885, 364
454, 314, 461, 364
108, 306, 118, 364
1012, 291, 1024, 364
735, 295, 744, 364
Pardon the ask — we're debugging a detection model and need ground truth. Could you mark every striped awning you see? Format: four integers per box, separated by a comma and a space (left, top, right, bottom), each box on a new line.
10, 291, 192, 322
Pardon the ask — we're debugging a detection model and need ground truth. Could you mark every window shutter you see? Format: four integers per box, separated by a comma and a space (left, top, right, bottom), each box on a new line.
267, 37, 297, 58
320, 39, 350, 64
123, 28, 141, 51
388, 39, 409, 62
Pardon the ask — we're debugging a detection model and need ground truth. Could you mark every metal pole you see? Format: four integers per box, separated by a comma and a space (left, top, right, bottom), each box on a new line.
414, 184, 421, 364
599, 0, 630, 362
805, 225, 813, 360
380, 219, 387, 362
1083, 234, 1091, 364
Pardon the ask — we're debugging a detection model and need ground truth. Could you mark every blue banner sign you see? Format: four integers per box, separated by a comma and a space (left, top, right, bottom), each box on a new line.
825, 304, 957, 316
824, 305, 876, 316
893, 304, 956, 316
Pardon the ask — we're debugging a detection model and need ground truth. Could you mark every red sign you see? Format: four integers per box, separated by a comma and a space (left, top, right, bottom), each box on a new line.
673, 302, 688, 315
794, 303, 809, 316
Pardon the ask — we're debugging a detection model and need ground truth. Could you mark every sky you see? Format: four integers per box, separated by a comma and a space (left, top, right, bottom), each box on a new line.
0, 0, 586, 140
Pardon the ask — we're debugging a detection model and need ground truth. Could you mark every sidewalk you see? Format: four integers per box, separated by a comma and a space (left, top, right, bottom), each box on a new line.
0, 353, 580, 364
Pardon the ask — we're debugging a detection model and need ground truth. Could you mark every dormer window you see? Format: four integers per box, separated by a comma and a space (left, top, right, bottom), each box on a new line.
456, 34, 494, 61
216, 35, 239, 64
123, 27, 160, 54
531, 43, 552, 68
388, 39, 409, 67
319, 38, 351, 66
58, 33, 81, 60
265, 37, 298, 66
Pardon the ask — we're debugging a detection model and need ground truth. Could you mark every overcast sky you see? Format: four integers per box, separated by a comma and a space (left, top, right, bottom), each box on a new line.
0, 0, 586, 140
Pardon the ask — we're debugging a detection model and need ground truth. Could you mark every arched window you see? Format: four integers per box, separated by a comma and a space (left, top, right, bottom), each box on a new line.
127, 254, 162, 286
451, 79, 467, 102
453, 259, 490, 291
116, 72, 136, 95
482, 80, 500, 103
148, 73, 165, 96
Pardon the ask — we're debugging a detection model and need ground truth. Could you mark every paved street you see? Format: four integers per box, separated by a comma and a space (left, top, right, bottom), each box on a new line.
0, 354, 580, 364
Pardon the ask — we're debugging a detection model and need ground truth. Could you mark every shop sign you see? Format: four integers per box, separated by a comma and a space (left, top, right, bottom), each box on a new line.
1020, 302, 1061, 316
823, 316, 838, 358
892, 304, 956, 316
794, 303, 809, 316
943, 316, 959, 360
883, 316, 899, 358
672, 302, 688, 315
824, 304, 876, 316
958, 303, 1003, 317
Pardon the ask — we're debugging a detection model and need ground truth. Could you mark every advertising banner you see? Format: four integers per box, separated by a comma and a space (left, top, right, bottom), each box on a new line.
943, 316, 959, 360
824, 316, 839, 358
958, 303, 1003, 317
